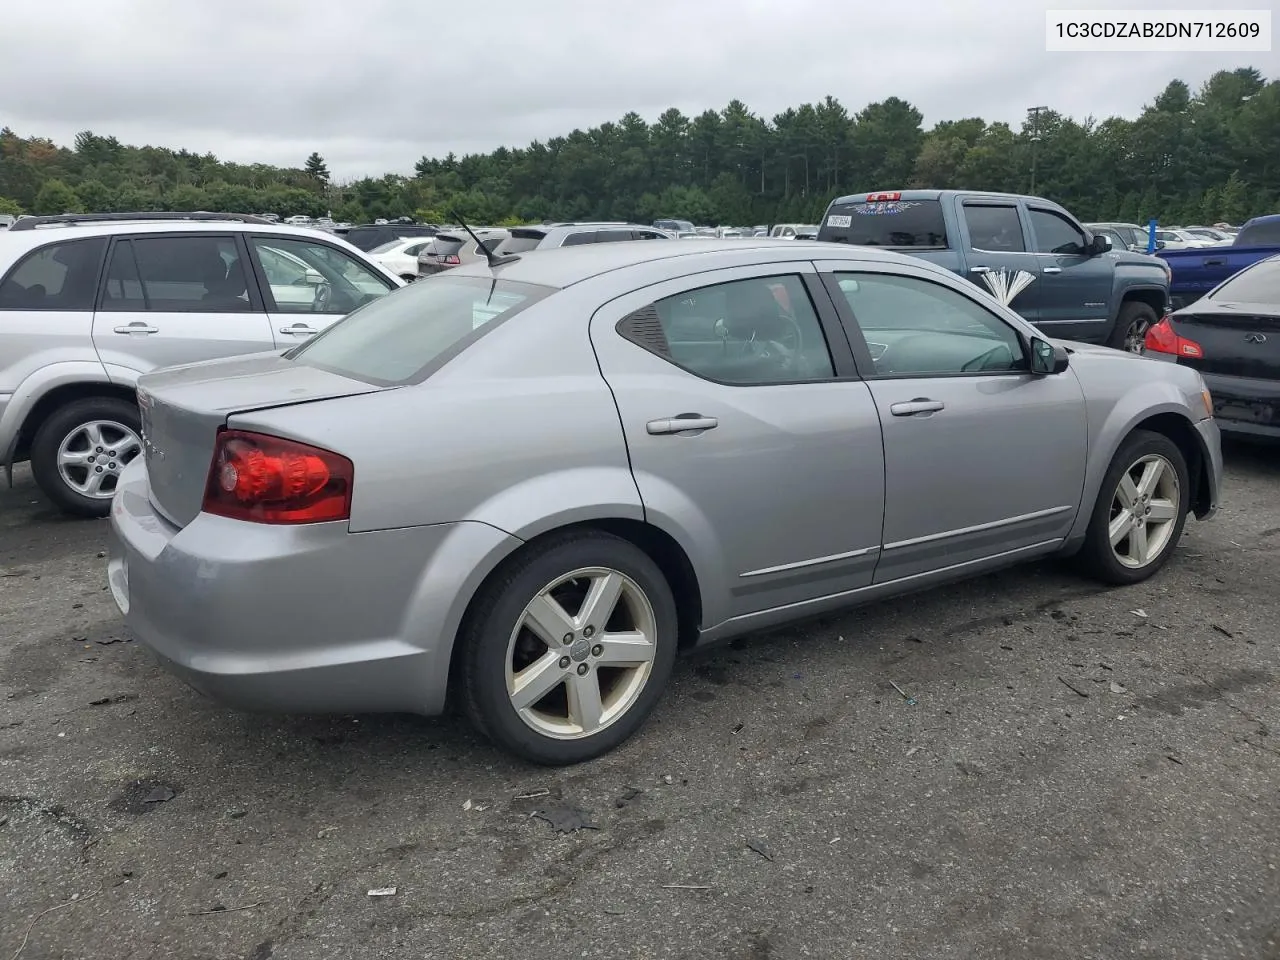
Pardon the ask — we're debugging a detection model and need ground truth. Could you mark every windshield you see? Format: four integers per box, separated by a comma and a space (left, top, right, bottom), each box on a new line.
818, 200, 948, 248
1211, 259, 1280, 304
289, 275, 553, 385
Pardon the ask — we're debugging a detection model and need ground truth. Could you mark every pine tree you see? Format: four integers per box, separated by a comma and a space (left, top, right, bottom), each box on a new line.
304, 152, 330, 185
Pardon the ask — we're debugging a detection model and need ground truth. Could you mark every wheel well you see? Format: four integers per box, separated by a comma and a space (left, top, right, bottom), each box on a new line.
12, 382, 137, 462
1133, 412, 1210, 516
1121, 289, 1166, 318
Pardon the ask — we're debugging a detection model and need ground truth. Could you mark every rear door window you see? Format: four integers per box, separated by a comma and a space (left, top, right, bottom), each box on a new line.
248, 236, 394, 314
819, 199, 948, 248
963, 205, 1026, 252
0, 236, 108, 310
290, 275, 553, 385
597, 230, 638, 243
129, 235, 253, 312
561, 231, 599, 246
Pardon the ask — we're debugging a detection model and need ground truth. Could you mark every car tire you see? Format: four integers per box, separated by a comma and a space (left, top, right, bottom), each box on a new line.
458, 530, 678, 765
30, 396, 142, 519
1108, 301, 1159, 354
1076, 429, 1190, 586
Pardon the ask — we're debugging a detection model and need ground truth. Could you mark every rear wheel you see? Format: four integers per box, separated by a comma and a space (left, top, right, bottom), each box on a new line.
1076, 430, 1190, 585
1108, 301, 1158, 353
30, 397, 142, 518
458, 531, 677, 765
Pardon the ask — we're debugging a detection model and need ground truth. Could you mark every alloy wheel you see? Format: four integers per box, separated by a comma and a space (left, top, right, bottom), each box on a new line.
505, 566, 658, 740
56, 420, 142, 499
1108, 453, 1180, 568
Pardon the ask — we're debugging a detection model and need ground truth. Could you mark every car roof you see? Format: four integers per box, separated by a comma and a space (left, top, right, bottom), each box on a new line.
828, 188, 1060, 207
447, 238, 939, 289
0, 219, 368, 258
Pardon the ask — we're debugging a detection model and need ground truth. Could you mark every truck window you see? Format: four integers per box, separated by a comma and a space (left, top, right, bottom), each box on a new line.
1028, 209, 1087, 256
963, 205, 1026, 252
819, 200, 947, 248
1236, 220, 1280, 247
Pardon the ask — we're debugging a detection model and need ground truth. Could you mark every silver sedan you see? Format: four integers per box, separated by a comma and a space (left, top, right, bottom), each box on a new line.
108, 240, 1222, 765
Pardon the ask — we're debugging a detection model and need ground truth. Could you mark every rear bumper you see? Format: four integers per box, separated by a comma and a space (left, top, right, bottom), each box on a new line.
1201, 372, 1280, 441
107, 459, 520, 716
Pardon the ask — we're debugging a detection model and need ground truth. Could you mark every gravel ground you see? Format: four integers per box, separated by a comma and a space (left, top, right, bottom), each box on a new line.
2, 447, 1279, 960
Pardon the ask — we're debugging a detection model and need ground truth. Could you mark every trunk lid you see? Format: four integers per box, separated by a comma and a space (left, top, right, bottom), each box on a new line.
136, 352, 386, 527
1169, 300, 1280, 380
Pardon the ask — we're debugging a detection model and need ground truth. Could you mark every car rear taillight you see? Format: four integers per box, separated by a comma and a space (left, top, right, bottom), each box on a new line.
202, 430, 353, 524
436, 254, 461, 265
1144, 316, 1204, 359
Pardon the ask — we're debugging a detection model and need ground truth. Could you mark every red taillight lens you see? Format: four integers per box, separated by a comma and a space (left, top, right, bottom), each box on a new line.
866, 191, 902, 202
437, 254, 460, 264
202, 430, 353, 524
1143, 316, 1203, 359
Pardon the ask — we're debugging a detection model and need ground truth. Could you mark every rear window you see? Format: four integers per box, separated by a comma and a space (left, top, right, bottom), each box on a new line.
432, 236, 465, 257
288, 275, 553, 386
1211, 259, 1280, 304
495, 229, 547, 254
1237, 220, 1280, 247
818, 199, 948, 248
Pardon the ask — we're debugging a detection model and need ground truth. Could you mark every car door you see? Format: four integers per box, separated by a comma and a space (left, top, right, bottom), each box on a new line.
241, 234, 398, 346
1026, 206, 1114, 341
92, 233, 276, 378
817, 259, 1087, 584
955, 198, 1044, 324
589, 262, 885, 627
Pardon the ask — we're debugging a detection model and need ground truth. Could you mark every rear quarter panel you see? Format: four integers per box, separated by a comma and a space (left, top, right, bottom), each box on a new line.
228, 286, 644, 538
1060, 345, 1210, 546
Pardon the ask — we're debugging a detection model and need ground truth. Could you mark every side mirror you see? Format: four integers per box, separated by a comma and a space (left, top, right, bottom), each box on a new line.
1155, 240, 1166, 250
1087, 234, 1110, 255
1030, 336, 1069, 375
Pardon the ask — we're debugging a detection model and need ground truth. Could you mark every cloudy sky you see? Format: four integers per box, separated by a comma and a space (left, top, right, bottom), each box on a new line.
2, 0, 1272, 179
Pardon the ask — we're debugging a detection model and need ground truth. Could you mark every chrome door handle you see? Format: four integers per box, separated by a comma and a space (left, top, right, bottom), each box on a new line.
889, 399, 945, 417
280, 324, 318, 335
969, 266, 990, 274
113, 323, 158, 335
647, 415, 718, 435
1042, 266, 1063, 274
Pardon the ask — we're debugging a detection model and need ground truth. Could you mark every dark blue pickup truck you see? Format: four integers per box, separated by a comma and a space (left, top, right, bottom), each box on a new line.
816, 190, 1171, 352
1159, 214, 1280, 310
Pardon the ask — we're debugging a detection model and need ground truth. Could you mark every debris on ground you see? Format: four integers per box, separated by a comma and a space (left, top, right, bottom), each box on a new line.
889, 680, 917, 705
1131, 609, 1149, 619
89, 694, 138, 706
615, 788, 643, 809
905, 746, 922, 757
1109, 681, 1128, 694
93, 635, 130, 645
1058, 677, 1090, 698
661, 775, 674, 785
746, 840, 774, 862
367, 887, 397, 897
188, 900, 264, 916
532, 801, 599, 833
513, 788, 550, 801
1212, 624, 1234, 638
660, 883, 711, 891
143, 786, 176, 804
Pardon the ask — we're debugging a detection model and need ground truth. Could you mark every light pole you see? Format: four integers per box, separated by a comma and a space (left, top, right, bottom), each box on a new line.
1027, 105, 1048, 194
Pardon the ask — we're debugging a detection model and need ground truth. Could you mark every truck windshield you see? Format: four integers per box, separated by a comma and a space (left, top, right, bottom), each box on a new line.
819, 200, 948, 248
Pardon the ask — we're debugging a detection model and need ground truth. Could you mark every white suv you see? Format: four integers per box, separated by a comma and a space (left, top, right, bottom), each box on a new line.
0, 212, 403, 516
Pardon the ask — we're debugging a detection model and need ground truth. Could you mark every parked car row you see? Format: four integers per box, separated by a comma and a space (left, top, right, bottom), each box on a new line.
0, 211, 403, 514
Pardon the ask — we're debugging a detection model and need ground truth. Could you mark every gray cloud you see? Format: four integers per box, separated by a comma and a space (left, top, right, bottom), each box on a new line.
2, 0, 1269, 178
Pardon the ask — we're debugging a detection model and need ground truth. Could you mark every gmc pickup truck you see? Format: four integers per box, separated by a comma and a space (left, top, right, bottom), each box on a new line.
816, 190, 1172, 352
1159, 214, 1280, 310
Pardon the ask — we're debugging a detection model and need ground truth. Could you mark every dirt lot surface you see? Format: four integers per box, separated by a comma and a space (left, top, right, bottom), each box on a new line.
2, 448, 1279, 960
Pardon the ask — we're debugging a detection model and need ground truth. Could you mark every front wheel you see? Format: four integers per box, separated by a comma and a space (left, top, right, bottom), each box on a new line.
457, 531, 678, 765
29, 397, 143, 518
1108, 301, 1158, 354
1076, 429, 1190, 585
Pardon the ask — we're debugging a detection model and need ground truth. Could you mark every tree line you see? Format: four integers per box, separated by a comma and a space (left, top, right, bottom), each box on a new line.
1, 67, 1276, 228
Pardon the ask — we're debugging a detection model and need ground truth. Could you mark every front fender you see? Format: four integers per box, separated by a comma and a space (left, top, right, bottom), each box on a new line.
1065, 384, 1203, 545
